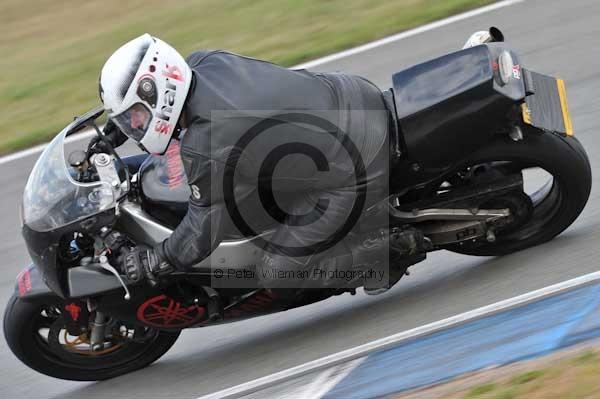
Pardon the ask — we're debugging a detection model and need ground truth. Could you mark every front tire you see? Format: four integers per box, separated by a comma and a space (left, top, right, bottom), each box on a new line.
3, 294, 180, 381
447, 128, 591, 256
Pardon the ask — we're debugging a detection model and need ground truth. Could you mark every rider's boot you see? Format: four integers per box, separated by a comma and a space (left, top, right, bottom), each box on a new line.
362, 226, 428, 295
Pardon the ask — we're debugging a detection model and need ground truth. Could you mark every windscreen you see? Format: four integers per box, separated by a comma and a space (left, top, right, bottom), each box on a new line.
22, 129, 116, 232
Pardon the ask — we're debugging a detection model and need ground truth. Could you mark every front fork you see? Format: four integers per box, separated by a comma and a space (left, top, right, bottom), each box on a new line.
89, 310, 109, 351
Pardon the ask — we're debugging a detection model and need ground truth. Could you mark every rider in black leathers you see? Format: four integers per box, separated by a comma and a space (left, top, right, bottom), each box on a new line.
98, 35, 421, 299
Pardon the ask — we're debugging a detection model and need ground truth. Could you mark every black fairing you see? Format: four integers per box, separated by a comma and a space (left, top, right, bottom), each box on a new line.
14, 265, 53, 301
392, 43, 526, 173
21, 210, 117, 298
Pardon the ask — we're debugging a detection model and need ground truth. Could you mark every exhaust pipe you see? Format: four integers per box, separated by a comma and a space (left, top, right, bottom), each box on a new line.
463, 26, 505, 49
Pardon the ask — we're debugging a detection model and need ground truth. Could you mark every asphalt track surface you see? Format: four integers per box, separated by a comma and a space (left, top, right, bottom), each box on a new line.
1, 0, 599, 397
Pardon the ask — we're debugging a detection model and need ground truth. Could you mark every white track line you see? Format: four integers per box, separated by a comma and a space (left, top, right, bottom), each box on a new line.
0, 130, 96, 166
294, 0, 524, 70
0, 0, 524, 167
196, 270, 600, 399
296, 358, 366, 399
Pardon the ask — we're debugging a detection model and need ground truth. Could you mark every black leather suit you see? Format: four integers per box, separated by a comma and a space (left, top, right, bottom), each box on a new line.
152, 51, 393, 289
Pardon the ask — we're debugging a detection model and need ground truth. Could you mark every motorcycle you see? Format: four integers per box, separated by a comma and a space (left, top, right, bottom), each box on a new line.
4, 29, 591, 380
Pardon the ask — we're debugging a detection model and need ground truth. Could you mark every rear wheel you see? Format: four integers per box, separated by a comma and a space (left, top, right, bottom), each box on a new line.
445, 127, 591, 256
3, 294, 180, 381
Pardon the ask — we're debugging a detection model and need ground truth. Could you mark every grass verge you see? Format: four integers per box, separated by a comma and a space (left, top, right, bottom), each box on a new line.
398, 346, 600, 399
0, 0, 494, 155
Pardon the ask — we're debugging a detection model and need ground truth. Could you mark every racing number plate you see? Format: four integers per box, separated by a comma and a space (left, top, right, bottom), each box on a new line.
521, 71, 574, 136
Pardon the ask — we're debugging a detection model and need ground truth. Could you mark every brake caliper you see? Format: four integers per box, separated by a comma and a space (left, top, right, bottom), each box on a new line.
62, 301, 89, 336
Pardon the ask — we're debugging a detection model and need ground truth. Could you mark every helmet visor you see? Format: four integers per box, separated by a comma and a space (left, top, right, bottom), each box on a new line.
112, 103, 152, 142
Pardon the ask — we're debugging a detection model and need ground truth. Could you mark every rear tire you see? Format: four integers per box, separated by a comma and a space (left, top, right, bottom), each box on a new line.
447, 128, 591, 256
3, 294, 180, 381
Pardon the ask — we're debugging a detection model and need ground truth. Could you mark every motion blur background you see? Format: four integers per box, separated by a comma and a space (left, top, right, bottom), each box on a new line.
3, 1, 600, 398
0, 0, 492, 155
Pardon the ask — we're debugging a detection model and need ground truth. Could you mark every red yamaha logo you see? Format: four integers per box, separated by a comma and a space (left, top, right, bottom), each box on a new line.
137, 295, 206, 328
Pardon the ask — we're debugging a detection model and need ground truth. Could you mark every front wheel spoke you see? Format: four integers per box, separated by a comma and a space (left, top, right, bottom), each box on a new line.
35, 316, 58, 329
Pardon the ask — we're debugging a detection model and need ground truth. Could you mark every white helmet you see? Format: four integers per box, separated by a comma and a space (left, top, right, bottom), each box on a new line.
99, 34, 192, 154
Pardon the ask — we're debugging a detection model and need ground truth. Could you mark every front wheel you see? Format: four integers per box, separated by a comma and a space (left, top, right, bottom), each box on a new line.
446, 128, 591, 256
3, 294, 180, 381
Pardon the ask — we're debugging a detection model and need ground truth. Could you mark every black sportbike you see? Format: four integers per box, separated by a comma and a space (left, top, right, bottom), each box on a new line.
4, 30, 591, 380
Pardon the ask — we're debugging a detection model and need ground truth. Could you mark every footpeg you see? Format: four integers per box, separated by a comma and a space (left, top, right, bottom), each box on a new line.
390, 226, 429, 255
202, 286, 223, 321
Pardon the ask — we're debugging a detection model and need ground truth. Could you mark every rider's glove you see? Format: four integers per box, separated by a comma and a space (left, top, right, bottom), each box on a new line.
89, 119, 128, 154
122, 246, 174, 287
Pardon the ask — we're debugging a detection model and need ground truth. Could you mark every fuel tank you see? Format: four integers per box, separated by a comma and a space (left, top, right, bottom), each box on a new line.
391, 43, 526, 172
137, 140, 277, 236
138, 141, 190, 228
